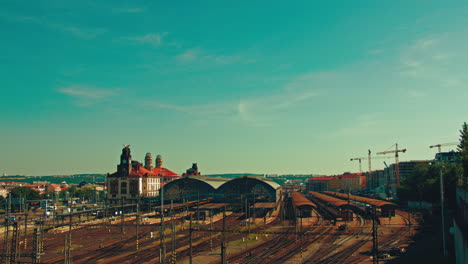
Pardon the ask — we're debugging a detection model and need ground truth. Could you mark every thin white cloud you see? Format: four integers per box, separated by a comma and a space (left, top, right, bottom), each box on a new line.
368, 49, 384, 54
142, 72, 321, 127
399, 33, 467, 88
0, 13, 105, 39
58, 85, 118, 106
417, 39, 436, 48
330, 112, 395, 137
62, 26, 105, 39
175, 48, 255, 66
120, 33, 167, 47
143, 100, 239, 124
144, 31, 468, 129
235, 76, 321, 125
176, 49, 200, 63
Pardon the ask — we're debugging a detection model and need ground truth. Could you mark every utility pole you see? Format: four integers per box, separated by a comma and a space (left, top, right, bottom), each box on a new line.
136, 202, 139, 251
24, 210, 28, 250
429, 144, 449, 256
189, 214, 193, 264
171, 200, 176, 263
300, 210, 303, 259
160, 183, 166, 263
372, 206, 379, 264
32, 228, 40, 264
221, 207, 227, 264
4, 195, 12, 264
11, 221, 19, 263
120, 198, 125, 234
440, 165, 447, 256
38, 220, 44, 260
295, 207, 298, 241
210, 210, 213, 251
246, 198, 250, 236
64, 214, 73, 264
64, 228, 68, 264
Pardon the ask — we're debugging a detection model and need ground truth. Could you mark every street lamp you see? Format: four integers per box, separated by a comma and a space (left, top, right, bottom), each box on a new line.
439, 164, 447, 257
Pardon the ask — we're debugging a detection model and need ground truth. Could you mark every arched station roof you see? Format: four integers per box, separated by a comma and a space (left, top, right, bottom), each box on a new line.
324, 191, 398, 209
291, 191, 316, 209
217, 176, 280, 202
161, 176, 228, 201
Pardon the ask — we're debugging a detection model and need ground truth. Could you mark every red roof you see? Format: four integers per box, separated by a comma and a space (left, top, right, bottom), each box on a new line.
109, 159, 180, 177
125, 166, 179, 177
340, 172, 364, 178
129, 166, 154, 176
1, 182, 26, 185
152, 168, 179, 177
308, 177, 335, 181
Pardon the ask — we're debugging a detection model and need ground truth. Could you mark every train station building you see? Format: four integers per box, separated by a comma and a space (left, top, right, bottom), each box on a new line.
107, 146, 180, 205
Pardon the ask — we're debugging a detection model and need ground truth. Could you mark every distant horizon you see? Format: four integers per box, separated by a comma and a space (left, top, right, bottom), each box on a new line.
1, 172, 321, 178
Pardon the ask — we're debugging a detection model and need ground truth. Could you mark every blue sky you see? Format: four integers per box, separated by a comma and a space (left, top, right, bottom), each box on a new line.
1, 1, 467, 176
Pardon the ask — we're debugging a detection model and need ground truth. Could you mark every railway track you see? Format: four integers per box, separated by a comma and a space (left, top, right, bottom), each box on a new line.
269, 226, 335, 264
315, 238, 369, 264
302, 224, 372, 264
225, 213, 331, 264
1, 199, 418, 264
226, 227, 296, 264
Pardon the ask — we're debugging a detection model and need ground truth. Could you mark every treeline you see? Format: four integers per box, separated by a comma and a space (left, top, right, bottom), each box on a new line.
0, 185, 105, 210
398, 122, 467, 210
0, 174, 107, 184
398, 162, 461, 210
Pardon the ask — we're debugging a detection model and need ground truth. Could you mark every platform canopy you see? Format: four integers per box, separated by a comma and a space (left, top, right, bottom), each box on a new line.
291, 191, 316, 209
324, 191, 398, 209
251, 202, 277, 209
198, 203, 229, 210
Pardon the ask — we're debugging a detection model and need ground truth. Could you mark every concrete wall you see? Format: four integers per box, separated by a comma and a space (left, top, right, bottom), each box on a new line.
454, 221, 468, 264
454, 186, 468, 264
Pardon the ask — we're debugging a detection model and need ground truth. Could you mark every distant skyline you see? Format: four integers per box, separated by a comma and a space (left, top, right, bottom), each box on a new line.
1, 1, 467, 176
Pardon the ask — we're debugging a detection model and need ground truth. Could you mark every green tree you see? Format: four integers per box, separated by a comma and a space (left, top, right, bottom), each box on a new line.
41, 191, 54, 200
9, 186, 41, 200
398, 162, 461, 210
58, 189, 70, 200
75, 187, 95, 201
0, 196, 5, 209
67, 186, 77, 197
458, 122, 468, 180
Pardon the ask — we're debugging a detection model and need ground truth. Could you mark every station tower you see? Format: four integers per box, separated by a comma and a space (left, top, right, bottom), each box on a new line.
144, 153, 153, 170
117, 145, 132, 176
156, 155, 163, 168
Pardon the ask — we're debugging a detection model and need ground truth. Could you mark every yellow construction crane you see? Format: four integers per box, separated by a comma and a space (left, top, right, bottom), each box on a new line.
429, 142, 458, 153
350, 157, 365, 172
376, 143, 406, 186
350, 150, 387, 173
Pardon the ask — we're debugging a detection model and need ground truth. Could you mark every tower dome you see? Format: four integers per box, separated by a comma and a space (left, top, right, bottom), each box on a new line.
156, 155, 163, 168
144, 153, 153, 170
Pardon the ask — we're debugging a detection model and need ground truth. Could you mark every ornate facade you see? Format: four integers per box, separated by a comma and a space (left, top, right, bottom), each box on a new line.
107, 146, 180, 205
